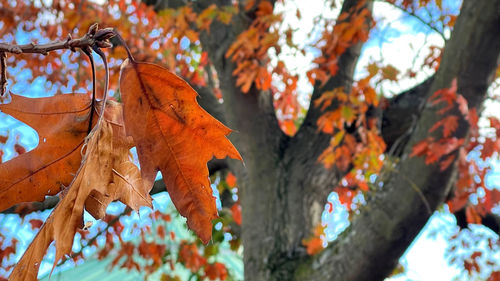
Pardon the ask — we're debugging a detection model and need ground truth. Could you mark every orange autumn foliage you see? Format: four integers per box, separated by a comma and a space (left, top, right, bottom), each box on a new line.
0, 93, 92, 210
301, 224, 326, 255
0, 45, 242, 279
119, 59, 242, 244
230, 203, 242, 226
225, 172, 237, 188
178, 242, 207, 272
0, 0, 498, 279
204, 262, 228, 280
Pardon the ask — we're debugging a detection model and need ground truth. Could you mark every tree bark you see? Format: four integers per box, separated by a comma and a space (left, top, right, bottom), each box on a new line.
196, 1, 289, 279
143, 0, 500, 280
105, 0, 500, 279
199, 0, 373, 280
294, 0, 500, 280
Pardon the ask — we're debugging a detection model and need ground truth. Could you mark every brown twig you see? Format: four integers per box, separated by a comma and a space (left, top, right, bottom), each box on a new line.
92, 45, 110, 121
113, 32, 135, 62
0, 24, 115, 55
0, 23, 115, 101
1, 159, 228, 214
379, 0, 447, 42
0, 52, 6, 96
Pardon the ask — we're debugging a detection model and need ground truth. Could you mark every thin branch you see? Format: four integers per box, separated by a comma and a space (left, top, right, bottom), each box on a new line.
0, 29, 113, 56
0, 22, 115, 103
382, 0, 447, 42
295, 0, 500, 279
112, 32, 135, 62
0, 52, 6, 96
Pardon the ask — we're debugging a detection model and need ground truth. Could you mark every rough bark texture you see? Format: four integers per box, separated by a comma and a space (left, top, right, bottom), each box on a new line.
195, 0, 500, 280
197, 4, 292, 280
197, 1, 375, 280
294, 0, 500, 280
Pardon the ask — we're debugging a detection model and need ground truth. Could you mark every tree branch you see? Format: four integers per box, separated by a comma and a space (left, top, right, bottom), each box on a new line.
294, 0, 372, 140
0, 23, 114, 101
381, 77, 433, 155
294, 0, 500, 279
0, 25, 114, 55
1, 159, 228, 214
381, 0, 447, 41
277, 0, 374, 263
195, 2, 295, 279
0, 52, 6, 96
287, 0, 374, 173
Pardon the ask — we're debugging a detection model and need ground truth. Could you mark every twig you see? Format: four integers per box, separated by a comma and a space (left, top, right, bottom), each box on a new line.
0, 52, 6, 96
0, 22, 115, 104
0, 24, 114, 55
1, 160, 228, 214
113, 32, 135, 62
381, 0, 447, 42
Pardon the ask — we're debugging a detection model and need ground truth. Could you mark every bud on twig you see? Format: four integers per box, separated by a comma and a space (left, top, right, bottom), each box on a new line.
95, 28, 115, 41
96, 41, 113, 48
88, 23, 99, 36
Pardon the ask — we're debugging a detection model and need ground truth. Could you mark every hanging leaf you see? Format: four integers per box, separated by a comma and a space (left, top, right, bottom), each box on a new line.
119, 60, 242, 243
0, 93, 92, 211
9, 102, 151, 281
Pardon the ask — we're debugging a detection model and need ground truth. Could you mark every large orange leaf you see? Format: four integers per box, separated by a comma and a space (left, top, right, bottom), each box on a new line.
0, 93, 91, 211
9, 103, 152, 281
119, 59, 242, 243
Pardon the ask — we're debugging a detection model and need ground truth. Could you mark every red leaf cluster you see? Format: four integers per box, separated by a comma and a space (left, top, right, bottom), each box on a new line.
204, 262, 228, 281
301, 224, 326, 256
411, 80, 467, 170
307, 0, 373, 85
178, 242, 207, 272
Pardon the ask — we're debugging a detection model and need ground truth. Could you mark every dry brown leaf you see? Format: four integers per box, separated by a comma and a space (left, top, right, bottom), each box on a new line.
84, 101, 151, 219
9, 102, 152, 281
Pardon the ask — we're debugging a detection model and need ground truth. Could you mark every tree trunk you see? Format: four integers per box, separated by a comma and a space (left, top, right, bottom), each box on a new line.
294, 0, 500, 280
152, 0, 500, 280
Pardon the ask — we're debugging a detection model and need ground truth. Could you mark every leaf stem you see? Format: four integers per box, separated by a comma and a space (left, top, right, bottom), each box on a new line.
92, 46, 110, 120
83, 47, 97, 134
113, 32, 136, 62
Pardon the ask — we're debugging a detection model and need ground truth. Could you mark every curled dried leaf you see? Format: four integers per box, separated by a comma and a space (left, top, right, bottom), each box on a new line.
9, 102, 151, 281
